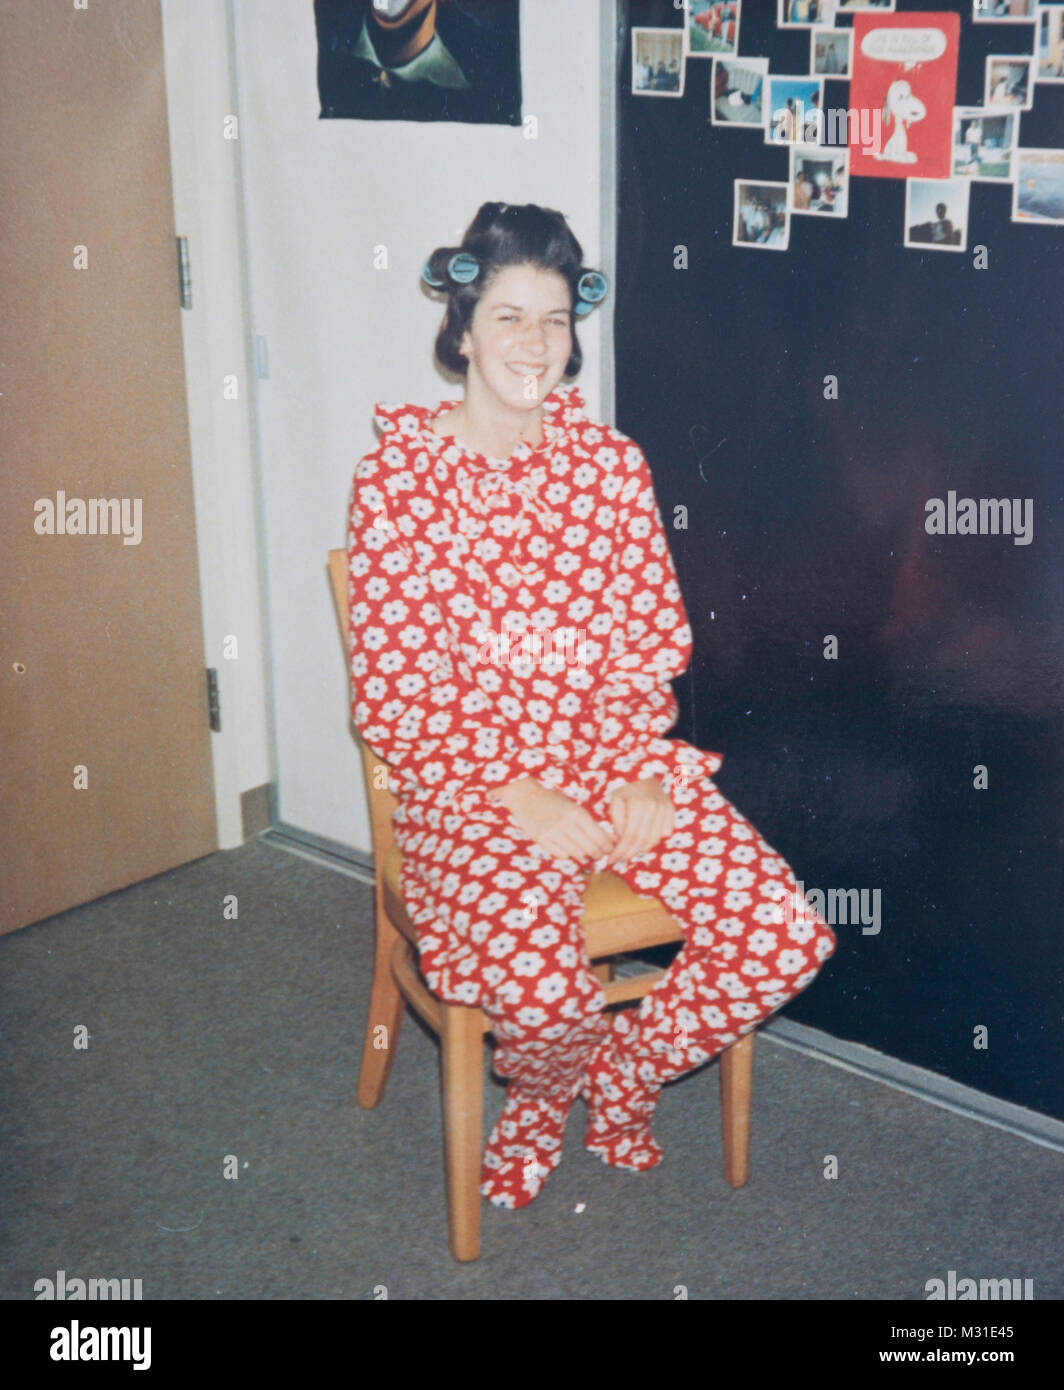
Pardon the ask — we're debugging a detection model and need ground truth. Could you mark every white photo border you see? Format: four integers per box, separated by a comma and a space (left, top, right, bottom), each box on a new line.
810, 26, 853, 79
764, 75, 826, 147
780, 0, 896, 26
984, 54, 1036, 110
1034, 4, 1064, 83
951, 105, 1019, 182
1011, 145, 1064, 222
973, 0, 1037, 22
790, 142, 852, 217
710, 56, 770, 130
631, 26, 688, 100
682, 0, 742, 61
903, 177, 971, 253
777, 0, 816, 28
733, 178, 792, 251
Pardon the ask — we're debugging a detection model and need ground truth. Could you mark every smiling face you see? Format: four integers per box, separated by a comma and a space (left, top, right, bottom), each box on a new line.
457, 262, 574, 412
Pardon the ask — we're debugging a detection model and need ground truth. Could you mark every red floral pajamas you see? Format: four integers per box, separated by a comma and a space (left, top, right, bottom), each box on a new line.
348, 384, 836, 1209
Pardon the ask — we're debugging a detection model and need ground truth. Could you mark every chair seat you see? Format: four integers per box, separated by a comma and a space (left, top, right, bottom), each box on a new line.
383, 844, 676, 927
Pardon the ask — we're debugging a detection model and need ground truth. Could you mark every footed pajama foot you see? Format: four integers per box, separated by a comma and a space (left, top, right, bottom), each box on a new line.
480, 1080, 581, 1210
580, 1042, 664, 1173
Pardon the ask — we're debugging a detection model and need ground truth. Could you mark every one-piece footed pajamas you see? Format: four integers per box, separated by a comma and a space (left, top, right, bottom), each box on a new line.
347, 383, 836, 1208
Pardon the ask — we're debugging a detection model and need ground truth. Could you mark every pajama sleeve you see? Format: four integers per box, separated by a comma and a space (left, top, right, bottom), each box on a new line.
347, 469, 555, 803
589, 438, 694, 755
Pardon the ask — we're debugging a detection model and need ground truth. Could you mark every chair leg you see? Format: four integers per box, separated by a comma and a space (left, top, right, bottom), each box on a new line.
356, 899, 406, 1109
719, 1033, 754, 1188
439, 1004, 485, 1262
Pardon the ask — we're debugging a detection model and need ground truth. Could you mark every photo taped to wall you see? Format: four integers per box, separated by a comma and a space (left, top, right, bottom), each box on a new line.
710, 56, 769, 127
684, 0, 741, 58
812, 27, 853, 78
904, 176, 971, 251
766, 76, 826, 146
734, 179, 791, 248
1012, 145, 1064, 221
791, 143, 851, 215
985, 55, 1035, 109
973, 0, 1037, 22
633, 26, 687, 98
952, 106, 1018, 180
1035, 5, 1064, 82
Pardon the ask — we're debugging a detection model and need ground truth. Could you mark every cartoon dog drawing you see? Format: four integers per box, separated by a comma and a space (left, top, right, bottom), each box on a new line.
874, 79, 925, 163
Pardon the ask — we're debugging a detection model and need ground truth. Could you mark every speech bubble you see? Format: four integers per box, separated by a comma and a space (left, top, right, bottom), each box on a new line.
861, 27, 946, 72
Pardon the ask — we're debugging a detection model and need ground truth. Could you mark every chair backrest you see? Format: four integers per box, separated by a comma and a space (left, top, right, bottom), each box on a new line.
327, 547, 398, 868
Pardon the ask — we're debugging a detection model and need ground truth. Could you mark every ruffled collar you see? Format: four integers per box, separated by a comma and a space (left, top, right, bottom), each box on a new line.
372, 383, 589, 590
373, 382, 587, 471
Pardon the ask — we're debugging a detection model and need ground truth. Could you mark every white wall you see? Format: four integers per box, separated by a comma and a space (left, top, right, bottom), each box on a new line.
163, 0, 616, 857
162, 0, 276, 849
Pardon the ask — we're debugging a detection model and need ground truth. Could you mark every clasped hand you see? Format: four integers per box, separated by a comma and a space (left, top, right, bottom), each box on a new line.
491, 776, 674, 869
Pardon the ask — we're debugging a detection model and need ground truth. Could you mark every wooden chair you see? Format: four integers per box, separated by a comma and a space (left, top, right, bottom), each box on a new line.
327, 548, 753, 1261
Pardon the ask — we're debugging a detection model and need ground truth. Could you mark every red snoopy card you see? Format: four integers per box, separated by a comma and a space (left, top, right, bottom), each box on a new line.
849, 12, 960, 180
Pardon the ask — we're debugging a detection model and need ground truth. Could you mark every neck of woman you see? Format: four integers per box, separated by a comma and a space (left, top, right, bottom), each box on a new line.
437, 399, 545, 459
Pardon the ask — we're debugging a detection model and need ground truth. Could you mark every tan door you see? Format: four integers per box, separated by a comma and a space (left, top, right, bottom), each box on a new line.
0, 0, 217, 933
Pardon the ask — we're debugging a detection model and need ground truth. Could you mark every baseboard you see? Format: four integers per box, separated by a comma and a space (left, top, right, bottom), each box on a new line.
240, 783, 272, 839
762, 1017, 1064, 1154
260, 821, 375, 880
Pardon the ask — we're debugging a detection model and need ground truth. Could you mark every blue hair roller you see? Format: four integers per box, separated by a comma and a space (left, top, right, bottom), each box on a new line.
448, 252, 480, 284
421, 260, 446, 289
577, 271, 608, 303
573, 270, 608, 316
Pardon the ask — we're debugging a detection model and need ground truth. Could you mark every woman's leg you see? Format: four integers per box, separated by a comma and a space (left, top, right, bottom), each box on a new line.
578, 772, 837, 1170
394, 792, 610, 1208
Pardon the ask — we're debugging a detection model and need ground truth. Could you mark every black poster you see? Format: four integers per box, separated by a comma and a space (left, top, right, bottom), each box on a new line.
314, 0, 521, 125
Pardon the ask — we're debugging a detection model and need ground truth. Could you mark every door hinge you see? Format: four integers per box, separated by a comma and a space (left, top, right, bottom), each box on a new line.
206, 667, 221, 732
176, 235, 192, 309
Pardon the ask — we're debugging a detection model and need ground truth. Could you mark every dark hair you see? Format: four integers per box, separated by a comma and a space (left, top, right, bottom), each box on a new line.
424, 202, 601, 379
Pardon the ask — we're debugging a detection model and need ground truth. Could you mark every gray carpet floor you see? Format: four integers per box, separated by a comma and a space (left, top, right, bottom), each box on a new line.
2, 837, 1060, 1301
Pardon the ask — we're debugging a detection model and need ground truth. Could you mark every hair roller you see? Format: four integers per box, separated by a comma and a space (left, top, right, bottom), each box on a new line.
573, 269, 608, 317
421, 258, 446, 289
447, 252, 480, 284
